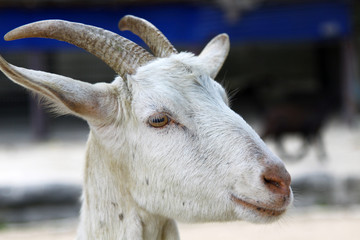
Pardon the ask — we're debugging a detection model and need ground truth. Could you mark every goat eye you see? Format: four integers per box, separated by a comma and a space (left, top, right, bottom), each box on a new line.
148, 113, 170, 128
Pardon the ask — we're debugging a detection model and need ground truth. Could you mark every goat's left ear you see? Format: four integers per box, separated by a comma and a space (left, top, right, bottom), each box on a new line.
0, 55, 113, 120
198, 33, 230, 79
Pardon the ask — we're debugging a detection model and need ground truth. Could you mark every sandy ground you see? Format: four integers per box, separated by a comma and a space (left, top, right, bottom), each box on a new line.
1, 207, 360, 240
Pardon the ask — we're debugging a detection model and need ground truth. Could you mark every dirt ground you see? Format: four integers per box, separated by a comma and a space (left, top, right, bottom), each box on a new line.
1, 207, 360, 240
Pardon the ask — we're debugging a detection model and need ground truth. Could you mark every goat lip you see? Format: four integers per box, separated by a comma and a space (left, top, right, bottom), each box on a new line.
230, 194, 287, 217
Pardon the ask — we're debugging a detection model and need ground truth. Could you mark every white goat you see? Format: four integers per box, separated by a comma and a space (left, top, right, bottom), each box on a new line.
0, 15, 293, 240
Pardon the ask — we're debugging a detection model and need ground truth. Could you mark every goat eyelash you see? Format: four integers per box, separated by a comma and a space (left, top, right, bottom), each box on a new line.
147, 112, 186, 130
147, 112, 175, 128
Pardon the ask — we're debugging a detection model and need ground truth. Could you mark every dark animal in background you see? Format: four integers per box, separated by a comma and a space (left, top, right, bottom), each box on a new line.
261, 97, 331, 162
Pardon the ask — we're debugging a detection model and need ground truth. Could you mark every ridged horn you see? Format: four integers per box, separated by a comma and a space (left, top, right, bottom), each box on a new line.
4, 20, 155, 79
119, 15, 178, 58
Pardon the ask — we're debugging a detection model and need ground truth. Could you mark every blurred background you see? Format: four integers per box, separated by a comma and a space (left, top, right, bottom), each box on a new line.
0, 0, 360, 239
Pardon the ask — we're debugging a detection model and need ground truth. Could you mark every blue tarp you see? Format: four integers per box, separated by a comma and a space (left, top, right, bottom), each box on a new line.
0, 1, 352, 51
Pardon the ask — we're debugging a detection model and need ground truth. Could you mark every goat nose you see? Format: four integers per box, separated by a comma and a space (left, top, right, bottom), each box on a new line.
262, 165, 291, 195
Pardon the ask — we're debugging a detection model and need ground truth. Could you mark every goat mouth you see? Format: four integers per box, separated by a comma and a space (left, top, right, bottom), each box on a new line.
231, 194, 286, 217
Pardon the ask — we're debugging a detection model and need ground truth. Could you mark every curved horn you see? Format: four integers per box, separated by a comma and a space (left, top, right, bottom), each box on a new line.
4, 20, 155, 79
119, 15, 178, 58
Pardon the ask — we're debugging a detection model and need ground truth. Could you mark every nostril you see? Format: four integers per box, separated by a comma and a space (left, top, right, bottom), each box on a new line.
262, 168, 291, 195
263, 176, 284, 190
264, 176, 281, 188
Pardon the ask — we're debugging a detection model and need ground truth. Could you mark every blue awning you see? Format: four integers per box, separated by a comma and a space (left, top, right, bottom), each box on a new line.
0, 1, 352, 51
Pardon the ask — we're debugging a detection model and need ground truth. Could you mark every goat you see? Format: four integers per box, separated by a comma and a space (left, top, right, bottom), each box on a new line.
0, 15, 293, 240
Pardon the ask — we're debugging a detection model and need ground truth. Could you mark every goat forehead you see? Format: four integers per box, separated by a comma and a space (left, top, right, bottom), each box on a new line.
136, 81, 225, 118
130, 54, 226, 109
132, 53, 207, 87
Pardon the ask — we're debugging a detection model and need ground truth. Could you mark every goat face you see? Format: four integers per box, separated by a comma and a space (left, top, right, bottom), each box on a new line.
0, 16, 292, 224
117, 52, 293, 223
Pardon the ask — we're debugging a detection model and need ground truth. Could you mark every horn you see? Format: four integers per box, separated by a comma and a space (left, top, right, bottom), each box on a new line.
119, 15, 178, 58
4, 20, 155, 79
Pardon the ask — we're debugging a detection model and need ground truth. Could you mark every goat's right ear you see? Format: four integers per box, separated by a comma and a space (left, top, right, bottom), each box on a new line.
0, 55, 112, 120
198, 33, 230, 79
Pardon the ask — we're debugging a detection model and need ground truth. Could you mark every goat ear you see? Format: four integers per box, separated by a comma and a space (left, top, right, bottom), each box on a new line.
0, 55, 111, 119
198, 33, 230, 79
